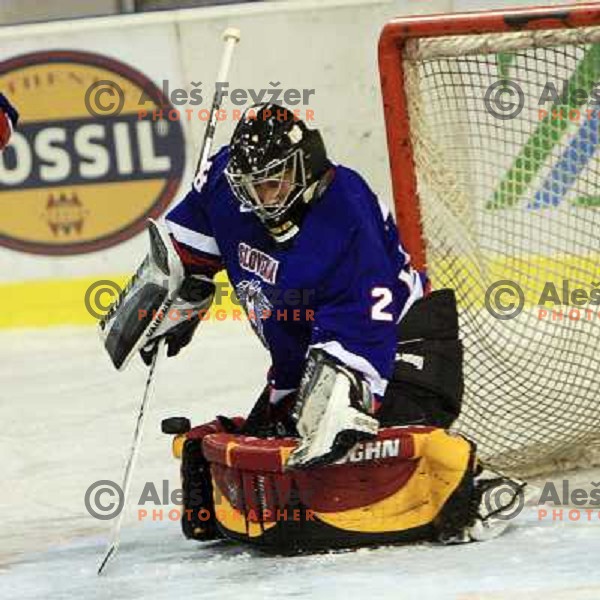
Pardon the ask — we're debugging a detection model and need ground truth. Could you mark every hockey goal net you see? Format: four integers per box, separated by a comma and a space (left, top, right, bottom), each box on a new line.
379, 4, 600, 476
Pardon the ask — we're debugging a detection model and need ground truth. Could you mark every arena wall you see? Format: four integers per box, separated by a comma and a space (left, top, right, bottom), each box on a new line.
0, 0, 574, 327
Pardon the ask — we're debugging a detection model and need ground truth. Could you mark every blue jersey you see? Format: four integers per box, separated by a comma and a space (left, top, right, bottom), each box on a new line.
164, 146, 424, 399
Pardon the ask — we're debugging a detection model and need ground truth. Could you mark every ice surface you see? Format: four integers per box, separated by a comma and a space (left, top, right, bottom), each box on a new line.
1, 322, 599, 599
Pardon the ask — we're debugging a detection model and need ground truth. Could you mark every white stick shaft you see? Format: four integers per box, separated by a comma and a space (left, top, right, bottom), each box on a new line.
216, 32, 240, 86
112, 353, 157, 538
98, 340, 163, 575
194, 29, 241, 185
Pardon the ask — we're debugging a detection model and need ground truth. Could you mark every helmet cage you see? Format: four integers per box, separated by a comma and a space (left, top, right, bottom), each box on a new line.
225, 149, 307, 223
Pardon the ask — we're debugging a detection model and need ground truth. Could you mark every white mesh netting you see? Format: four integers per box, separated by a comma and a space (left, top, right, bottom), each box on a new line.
402, 27, 600, 476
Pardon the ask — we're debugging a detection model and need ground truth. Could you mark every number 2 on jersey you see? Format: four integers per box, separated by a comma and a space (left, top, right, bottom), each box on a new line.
371, 287, 394, 322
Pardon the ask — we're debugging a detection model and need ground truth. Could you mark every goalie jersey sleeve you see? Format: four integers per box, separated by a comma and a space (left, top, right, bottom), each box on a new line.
162, 146, 425, 399
162, 154, 226, 279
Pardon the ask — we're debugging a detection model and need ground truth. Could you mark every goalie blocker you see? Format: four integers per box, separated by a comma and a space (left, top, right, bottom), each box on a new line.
99, 220, 215, 370
286, 289, 464, 468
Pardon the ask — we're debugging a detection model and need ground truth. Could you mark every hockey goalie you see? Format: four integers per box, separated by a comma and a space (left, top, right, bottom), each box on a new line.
101, 104, 522, 553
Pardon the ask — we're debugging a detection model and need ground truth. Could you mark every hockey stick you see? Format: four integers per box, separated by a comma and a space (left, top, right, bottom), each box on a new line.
194, 27, 241, 186
97, 27, 241, 576
98, 339, 163, 575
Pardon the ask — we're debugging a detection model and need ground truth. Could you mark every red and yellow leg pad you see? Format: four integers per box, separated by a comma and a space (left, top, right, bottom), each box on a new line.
202, 426, 476, 552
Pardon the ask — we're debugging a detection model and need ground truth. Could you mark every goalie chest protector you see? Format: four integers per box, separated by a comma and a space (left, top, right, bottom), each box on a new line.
201, 426, 476, 552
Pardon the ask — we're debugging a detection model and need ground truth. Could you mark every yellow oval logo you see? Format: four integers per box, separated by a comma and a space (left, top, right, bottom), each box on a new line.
0, 50, 186, 255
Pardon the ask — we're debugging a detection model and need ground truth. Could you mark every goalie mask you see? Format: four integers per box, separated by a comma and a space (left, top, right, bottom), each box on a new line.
225, 103, 329, 244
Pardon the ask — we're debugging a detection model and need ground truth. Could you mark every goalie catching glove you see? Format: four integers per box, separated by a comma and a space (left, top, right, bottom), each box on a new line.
99, 220, 214, 370
285, 349, 379, 469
